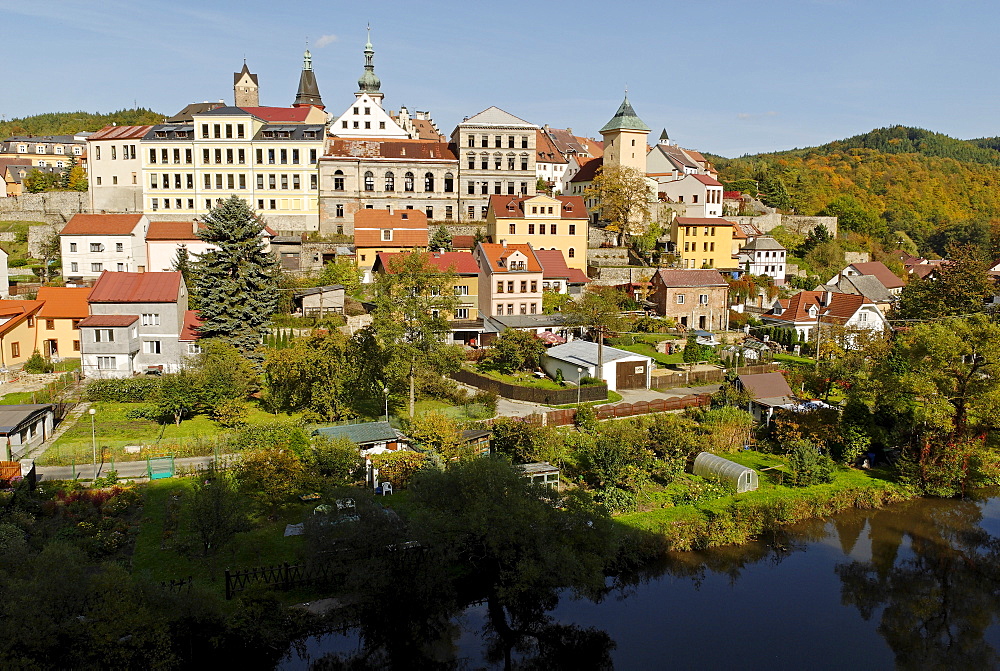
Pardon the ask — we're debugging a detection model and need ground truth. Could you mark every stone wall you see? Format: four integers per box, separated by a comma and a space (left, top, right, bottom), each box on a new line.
0, 192, 90, 226
729, 213, 838, 238
28, 224, 62, 258
588, 247, 630, 266
443, 222, 488, 237
586, 265, 655, 286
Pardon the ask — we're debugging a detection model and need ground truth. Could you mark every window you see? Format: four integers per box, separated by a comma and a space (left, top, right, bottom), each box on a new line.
70, 262, 78, 272
455, 308, 469, 319
144, 341, 162, 354
73, 340, 80, 352
94, 329, 114, 343
281, 174, 288, 189
90, 243, 104, 253
97, 356, 116, 370
141, 313, 160, 326
530, 281, 537, 292
529, 224, 535, 235
568, 248, 575, 258
384, 171, 394, 191
699, 294, 709, 305
10, 342, 19, 359
569, 224, 576, 235
404, 172, 414, 192
496, 281, 504, 294
424, 172, 434, 192
520, 281, 527, 293
676, 294, 685, 304
507, 304, 514, 315
496, 304, 503, 316
115, 242, 124, 252
268, 149, 275, 164
117, 263, 125, 271
425, 207, 433, 219
507, 281, 514, 293
445, 206, 453, 219
269, 199, 276, 210
467, 181, 475, 195
91, 263, 103, 272
380, 229, 393, 242
69, 243, 78, 252
364, 171, 374, 191
454, 285, 469, 296
509, 224, 516, 234
481, 135, 489, 148
521, 136, 529, 149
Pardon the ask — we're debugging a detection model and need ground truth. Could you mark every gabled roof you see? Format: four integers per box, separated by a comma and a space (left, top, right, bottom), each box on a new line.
179, 310, 202, 341
0, 300, 43, 336
652, 268, 728, 288
312, 420, 402, 445
691, 174, 723, 187
767, 290, 873, 325
488, 194, 588, 219
146, 220, 202, 241
737, 372, 794, 400
61, 214, 144, 236
546, 340, 647, 367
815, 275, 892, 304
740, 236, 785, 252
569, 157, 603, 183
88, 271, 183, 304
476, 242, 542, 273
77, 314, 139, 328
166, 102, 225, 123
88, 125, 154, 141
354, 210, 429, 248
534, 249, 591, 284
234, 62, 259, 86
459, 106, 536, 128
451, 235, 476, 250
36, 287, 91, 319
599, 96, 650, 133
323, 138, 457, 161
238, 107, 316, 123
535, 130, 567, 164
0, 405, 54, 434
846, 261, 905, 290
374, 251, 479, 276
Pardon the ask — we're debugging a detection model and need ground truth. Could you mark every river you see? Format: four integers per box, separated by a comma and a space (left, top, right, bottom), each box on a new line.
282, 490, 1000, 669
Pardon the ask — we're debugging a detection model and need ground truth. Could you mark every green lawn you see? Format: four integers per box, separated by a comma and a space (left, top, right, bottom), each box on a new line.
615, 341, 685, 367
472, 367, 567, 390
774, 352, 815, 366
37, 403, 295, 466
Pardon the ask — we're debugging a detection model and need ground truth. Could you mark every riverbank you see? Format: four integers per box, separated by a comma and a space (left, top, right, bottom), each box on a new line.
616, 452, 916, 553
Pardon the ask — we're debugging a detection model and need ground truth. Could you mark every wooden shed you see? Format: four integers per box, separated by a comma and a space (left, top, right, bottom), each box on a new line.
693, 452, 758, 493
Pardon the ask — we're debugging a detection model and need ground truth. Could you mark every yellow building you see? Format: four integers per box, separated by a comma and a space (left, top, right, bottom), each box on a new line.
141, 105, 327, 230
35, 287, 91, 360
671, 216, 736, 270
0, 300, 44, 369
485, 194, 589, 273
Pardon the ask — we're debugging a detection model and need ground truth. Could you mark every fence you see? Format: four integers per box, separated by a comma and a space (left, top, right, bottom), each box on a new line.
539, 393, 712, 426
649, 363, 782, 390
451, 368, 609, 405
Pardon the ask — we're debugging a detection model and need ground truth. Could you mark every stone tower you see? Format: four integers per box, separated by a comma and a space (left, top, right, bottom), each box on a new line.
293, 49, 325, 109
599, 95, 650, 173
234, 62, 259, 107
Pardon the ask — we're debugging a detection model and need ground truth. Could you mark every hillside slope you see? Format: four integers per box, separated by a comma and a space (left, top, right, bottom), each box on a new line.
0, 109, 165, 139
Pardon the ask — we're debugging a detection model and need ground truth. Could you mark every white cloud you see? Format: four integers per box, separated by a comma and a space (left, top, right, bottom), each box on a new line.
315, 34, 338, 48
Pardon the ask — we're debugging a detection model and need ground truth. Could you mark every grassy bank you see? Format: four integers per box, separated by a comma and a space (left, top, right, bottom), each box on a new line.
617, 451, 914, 553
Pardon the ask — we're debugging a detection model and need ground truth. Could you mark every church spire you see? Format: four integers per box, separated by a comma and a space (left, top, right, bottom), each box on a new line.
293, 47, 324, 109
356, 25, 383, 102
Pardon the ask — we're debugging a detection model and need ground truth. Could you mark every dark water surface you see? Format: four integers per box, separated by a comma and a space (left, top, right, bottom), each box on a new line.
283, 491, 1000, 669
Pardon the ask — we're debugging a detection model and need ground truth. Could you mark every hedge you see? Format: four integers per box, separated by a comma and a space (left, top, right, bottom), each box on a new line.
85, 377, 162, 403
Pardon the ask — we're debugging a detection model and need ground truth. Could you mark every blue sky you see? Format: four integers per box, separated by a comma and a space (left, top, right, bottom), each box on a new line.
3, 0, 998, 157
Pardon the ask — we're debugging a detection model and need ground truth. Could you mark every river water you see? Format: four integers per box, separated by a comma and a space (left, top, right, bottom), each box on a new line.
283, 491, 1000, 669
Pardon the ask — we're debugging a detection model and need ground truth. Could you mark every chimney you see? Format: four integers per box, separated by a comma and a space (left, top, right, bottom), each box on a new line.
501, 239, 507, 247
823, 290, 833, 306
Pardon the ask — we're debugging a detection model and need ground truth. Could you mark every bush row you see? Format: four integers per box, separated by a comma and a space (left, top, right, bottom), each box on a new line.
85, 377, 161, 403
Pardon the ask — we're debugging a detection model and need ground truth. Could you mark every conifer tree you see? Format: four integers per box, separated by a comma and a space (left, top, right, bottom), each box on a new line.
193, 196, 279, 355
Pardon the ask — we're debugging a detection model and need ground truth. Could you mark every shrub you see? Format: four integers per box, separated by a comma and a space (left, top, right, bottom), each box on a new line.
123, 405, 159, 420
468, 389, 498, 415
787, 440, 835, 487
23, 350, 54, 374
579, 376, 603, 387
209, 399, 250, 428
8, 258, 27, 268
574, 405, 598, 433
85, 377, 161, 403
228, 420, 311, 455
369, 450, 428, 489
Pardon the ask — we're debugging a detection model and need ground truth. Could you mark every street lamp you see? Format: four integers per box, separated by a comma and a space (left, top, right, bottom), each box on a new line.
577, 367, 583, 406
383, 386, 390, 423
88, 408, 97, 480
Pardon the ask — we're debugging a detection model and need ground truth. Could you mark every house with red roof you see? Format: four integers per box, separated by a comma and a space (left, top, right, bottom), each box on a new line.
59, 213, 149, 283
354, 209, 429, 282
824, 261, 905, 296
80, 271, 189, 377
485, 194, 590, 273
761, 290, 889, 343
474, 242, 545, 320
650, 268, 730, 331
34, 287, 91, 360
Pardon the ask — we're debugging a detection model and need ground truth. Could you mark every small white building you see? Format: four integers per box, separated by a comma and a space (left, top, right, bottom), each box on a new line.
542, 340, 651, 392
737, 236, 787, 285
60, 213, 148, 283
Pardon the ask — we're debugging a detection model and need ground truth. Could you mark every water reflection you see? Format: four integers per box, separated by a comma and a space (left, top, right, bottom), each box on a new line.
288, 491, 1000, 669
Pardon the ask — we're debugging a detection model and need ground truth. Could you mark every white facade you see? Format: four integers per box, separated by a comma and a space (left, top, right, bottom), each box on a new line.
330, 92, 410, 139
541, 341, 651, 392
146, 240, 214, 273
61, 218, 149, 283
737, 236, 787, 284
656, 174, 723, 218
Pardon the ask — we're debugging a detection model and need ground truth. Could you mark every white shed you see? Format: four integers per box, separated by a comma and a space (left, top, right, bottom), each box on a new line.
542, 341, 651, 392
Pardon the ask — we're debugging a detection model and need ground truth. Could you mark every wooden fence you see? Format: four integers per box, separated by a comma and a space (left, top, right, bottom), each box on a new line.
649, 363, 782, 390
540, 393, 712, 426
451, 368, 609, 405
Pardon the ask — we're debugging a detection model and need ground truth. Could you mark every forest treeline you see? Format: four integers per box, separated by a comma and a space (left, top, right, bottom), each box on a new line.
0, 109, 165, 139
714, 126, 1000, 257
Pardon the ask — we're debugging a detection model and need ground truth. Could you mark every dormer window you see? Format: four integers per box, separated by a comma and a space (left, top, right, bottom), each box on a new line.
401, 213, 408, 219
381, 230, 392, 242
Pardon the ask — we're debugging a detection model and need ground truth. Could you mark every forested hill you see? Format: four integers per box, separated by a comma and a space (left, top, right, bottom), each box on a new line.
0, 109, 165, 139
712, 126, 1000, 255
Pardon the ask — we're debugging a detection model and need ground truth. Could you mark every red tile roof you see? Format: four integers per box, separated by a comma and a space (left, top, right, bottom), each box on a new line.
238, 107, 314, 122
88, 125, 154, 141
88, 271, 183, 303
61, 214, 144, 236
533, 250, 590, 284
569, 157, 602, 183
146, 220, 201, 241
78, 315, 139, 328
451, 235, 476, 250
354, 210, 429, 248
36, 287, 91, 319
691, 174, 723, 187
477, 243, 542, 273
488, 194, 588, 219
653, 268, 728, 287
0, 300, 43, 336
323, 138, 457, 161
179, 310, 202, 341
376, 250, 480, 275
535, 130, 567, 164
768, 291, 871, 325
847, 261, 905, 289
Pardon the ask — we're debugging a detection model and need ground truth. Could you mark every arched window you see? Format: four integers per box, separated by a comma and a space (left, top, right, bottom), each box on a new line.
384, 171, 395, 191
424, 172, 434, 192
444, 172, 454, 193
404, 172, 414, 192
568, 248, 575, 258
333, 169, 344, 191
363, 171, 374, 191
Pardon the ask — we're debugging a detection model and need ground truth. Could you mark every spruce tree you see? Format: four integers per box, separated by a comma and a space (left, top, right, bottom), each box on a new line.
193, 196, 280, 355
429, 224, 453, 251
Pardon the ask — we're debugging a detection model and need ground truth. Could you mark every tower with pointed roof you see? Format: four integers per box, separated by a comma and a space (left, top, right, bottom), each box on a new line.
356, 27, 382, 104
293, 49, 325, 110
329, 29, 410, 139
600, 95, 650, 173
234, 62, 259, 108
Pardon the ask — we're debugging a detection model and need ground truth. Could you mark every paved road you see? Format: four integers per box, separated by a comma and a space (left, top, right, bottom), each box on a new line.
35, 454, 235, 482
618, 384, 721, 404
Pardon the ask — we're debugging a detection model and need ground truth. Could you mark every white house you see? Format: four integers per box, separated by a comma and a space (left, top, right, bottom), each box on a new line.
762, 290, 889, 342
737, 236, 787, 285
542, 340, 651, 392
60, 213, 148, 284
655, 173, 724, 218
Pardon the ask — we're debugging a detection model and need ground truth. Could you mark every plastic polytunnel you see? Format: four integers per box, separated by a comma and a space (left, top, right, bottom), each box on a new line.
693, 452, 758, 493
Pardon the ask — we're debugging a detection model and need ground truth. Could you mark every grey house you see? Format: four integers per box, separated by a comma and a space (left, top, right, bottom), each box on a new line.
0, 404, 55, 459
293, 285, 345, 316
80, 271, 189, 378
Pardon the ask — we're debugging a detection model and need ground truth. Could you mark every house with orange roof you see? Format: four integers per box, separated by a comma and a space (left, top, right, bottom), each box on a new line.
485, 194, 590, 273
533, 249, 591, 296
372, 249, 483, 344
650, 269, 729, 331
34, 287, 91, 360
761, 290, 889, 343
474, 242, 545, 320
80, 271, 189, 377
60, 213, 149, 283
354, 209, 429, 282
0, 300, 45, 368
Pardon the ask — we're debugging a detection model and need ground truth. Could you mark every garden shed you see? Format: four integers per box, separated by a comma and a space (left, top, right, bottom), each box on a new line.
693, 452, 758, 493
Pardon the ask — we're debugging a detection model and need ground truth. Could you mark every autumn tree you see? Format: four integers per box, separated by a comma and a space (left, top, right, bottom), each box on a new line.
583, 165, 652, 246
894, 244, 991, 320
480, 328, 546, 374
262, 331, 355, 421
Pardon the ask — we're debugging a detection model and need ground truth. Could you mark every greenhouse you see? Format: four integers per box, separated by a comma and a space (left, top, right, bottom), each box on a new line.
693, 452, 759, 493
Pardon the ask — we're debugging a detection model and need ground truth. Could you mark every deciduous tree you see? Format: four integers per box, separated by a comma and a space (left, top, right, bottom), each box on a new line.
583, 165, 652, 246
